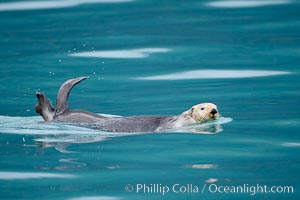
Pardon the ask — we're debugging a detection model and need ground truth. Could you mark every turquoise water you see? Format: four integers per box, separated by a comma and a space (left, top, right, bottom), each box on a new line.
0, 0, 300, 199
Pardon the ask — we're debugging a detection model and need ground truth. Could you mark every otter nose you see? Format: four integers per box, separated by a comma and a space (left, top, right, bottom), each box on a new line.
210, 108, 218, 115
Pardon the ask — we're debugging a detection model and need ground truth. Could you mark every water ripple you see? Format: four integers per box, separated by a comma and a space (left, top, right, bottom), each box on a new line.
282, 142, 300, 147
134, 70, 291, 80
184, 164, 218, 169
68, 197, 122, 200
0, 171, 75, 180
70, 48, 171, 59
205, 0, 291, 8
0, 0, 134, 12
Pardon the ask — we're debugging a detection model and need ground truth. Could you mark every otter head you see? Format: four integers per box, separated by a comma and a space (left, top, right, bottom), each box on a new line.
35, 93, 55, 121
188, 103, 219, 123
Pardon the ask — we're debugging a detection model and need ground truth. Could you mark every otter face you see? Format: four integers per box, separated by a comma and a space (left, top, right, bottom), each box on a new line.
189, 103, 219, 123
35, 93, 55, 121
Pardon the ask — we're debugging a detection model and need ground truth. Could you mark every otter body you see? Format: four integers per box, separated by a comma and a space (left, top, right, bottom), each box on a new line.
35, 77, 219, 133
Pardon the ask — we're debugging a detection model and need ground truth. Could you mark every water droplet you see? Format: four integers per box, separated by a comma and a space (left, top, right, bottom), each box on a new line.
58, 59, 62, 63
49, 72, 55, 76
22, 137, 26, 142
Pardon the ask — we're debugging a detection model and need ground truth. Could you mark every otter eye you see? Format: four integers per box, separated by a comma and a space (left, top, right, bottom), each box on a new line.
201, 107, 205, 110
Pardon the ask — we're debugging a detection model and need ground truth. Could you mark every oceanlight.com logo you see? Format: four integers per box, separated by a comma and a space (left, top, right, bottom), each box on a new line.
124, 183, 294, 196
207, 184, 294, 196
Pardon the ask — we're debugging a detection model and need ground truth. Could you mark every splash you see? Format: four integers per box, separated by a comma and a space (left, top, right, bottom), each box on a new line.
0, 115, 232, 153
168, 117, 232, 134
0, 114, 124, 137
134, 70, 291, 80
0, 115, 231, 135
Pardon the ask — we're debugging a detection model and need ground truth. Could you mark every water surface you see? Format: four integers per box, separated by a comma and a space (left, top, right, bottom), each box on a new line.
0, 0, 299, 199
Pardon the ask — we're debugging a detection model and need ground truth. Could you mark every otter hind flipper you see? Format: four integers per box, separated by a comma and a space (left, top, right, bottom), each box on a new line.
35, 92, 55, 121
55, 76, 89, 115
